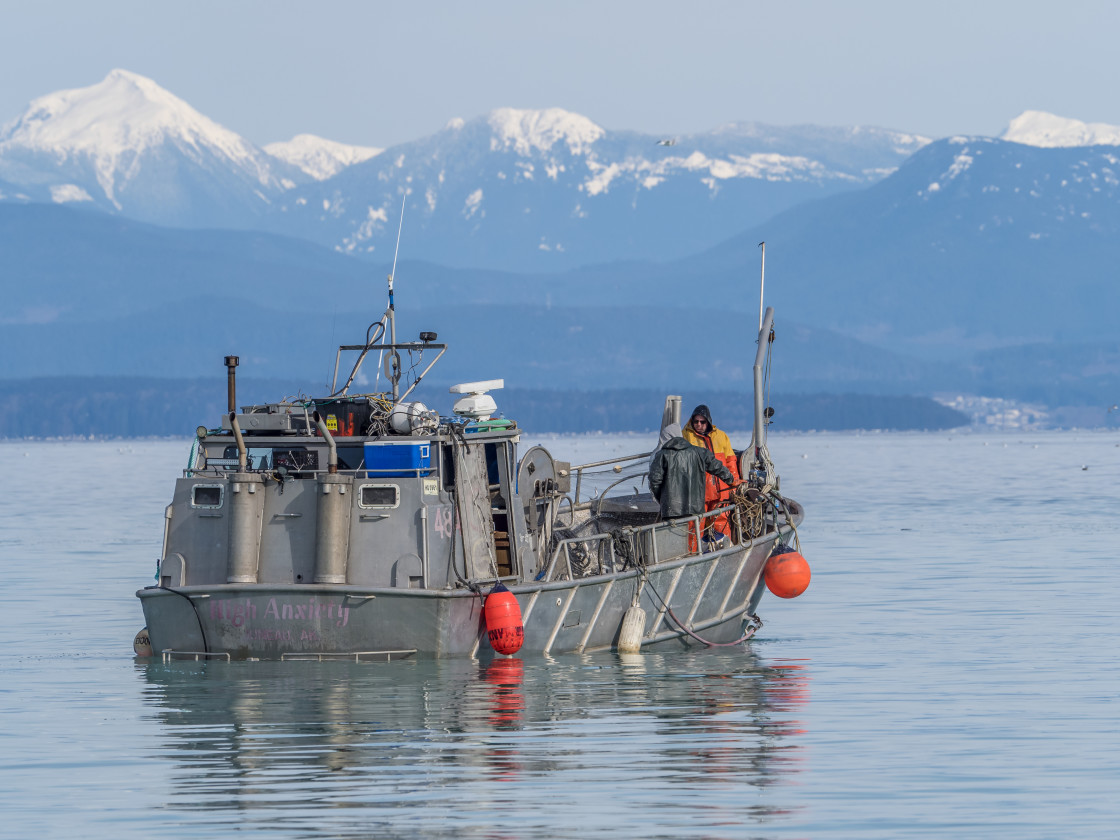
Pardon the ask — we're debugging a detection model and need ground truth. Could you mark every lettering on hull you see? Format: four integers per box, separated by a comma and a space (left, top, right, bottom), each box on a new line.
209, 596, 350, 628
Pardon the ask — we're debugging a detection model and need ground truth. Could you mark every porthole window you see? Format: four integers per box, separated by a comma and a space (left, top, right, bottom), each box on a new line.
359, 484, 399, 509
191, 484, 224, 509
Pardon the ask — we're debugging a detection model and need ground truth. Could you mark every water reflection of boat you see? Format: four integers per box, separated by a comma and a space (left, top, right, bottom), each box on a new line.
136, 652, 810, 822
136, 272, 806, 660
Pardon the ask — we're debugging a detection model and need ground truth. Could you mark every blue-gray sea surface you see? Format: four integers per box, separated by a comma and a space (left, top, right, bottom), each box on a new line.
1, 431, 1118, 839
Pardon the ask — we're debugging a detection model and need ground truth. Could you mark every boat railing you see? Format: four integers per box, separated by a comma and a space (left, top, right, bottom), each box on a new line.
541, 501, 743, 583
195, 448, 648, 487
570, 451, 653, 507
279, 650, 417, 662
182, 465, 435, 479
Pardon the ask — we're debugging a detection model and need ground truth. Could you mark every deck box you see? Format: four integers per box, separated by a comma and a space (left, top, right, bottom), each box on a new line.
364, 441, 432, 477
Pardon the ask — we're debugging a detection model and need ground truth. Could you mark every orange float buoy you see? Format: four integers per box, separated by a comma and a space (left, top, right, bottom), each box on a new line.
484, 582, 525, 655
764, 544, 811, 598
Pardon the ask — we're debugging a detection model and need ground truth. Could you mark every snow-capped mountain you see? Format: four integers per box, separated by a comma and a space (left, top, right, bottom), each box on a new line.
685, 134, 1120, 355
0, 70, 932, 268
268, 107, 929, 270
264, 134, 383, 180
1001, 110, 1120, 148
0, 69, 307, 227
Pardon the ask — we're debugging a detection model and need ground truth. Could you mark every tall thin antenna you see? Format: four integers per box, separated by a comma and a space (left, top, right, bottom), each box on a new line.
381, 193, 407, 400
388, 193, 406, 348
757, 241, 766, 330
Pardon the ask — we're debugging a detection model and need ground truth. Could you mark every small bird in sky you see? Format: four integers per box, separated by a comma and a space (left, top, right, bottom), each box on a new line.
1108, 404, 1118, 413
656, 138, 677, 146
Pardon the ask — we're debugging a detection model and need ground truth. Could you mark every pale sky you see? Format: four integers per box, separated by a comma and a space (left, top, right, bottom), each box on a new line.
1, 0, 1118, 149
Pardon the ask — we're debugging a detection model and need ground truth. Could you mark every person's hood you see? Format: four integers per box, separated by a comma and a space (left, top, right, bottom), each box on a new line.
658, 422, 682, 448
662, 436, 692, 451
689, 404, 714, 428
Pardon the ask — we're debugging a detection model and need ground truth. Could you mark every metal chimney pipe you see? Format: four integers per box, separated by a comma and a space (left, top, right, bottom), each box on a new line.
312, 411, 338, 474
224, 355, 239, 414
228, 412, 247, 472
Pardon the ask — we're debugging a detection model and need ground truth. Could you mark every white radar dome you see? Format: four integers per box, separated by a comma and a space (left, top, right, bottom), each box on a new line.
450, 379, 504, 420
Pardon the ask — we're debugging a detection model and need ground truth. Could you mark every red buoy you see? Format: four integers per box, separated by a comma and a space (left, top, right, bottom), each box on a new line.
764, 544, 811, 599
484, 581, 525, 655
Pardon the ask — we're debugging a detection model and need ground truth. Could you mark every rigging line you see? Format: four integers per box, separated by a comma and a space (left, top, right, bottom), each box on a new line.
158, 585, 210, 653
331, 319, 387, 397
763, 324, 774, 442
772, 492, 802, 553
325, 315, 337, 391
636, 564, 761, 648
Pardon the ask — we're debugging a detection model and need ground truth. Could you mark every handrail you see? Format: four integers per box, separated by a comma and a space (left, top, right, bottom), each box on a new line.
540, 499, 749, 583
571, 450, 652, 505
571, 451, 653, 471
280, 649, 416, 662
161, 650, 231, 662
182, 466, 435, 479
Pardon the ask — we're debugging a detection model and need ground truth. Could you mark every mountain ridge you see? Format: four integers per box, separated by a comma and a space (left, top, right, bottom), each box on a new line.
0, 70, 931, 269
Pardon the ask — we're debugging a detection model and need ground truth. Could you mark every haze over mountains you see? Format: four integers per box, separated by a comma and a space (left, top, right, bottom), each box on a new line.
1, 70, 1118, 433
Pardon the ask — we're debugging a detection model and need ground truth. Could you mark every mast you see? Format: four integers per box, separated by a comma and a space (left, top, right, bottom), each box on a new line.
758, 241, 766, 331
749, 243, 777, 489
752, 307, 774, 461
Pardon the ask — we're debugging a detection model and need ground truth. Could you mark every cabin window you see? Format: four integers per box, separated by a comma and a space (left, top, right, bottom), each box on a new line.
359, 484, 399, 509
272, 447, 319, 473
191, 484, 224, 509
337, 446, 365, 471
217, 445, 320, 475
245, 448, 271, 470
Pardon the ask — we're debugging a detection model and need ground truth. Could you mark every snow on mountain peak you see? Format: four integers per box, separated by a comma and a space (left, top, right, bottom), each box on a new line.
1001, 110, 1120, 148
264, 134, 383, 180
0, 69, 272, 203
487, 108, 604, 156
2, 69, 247, 156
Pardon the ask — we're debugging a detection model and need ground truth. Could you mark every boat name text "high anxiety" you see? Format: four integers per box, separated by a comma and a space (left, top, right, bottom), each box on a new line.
210, 597, 350, 627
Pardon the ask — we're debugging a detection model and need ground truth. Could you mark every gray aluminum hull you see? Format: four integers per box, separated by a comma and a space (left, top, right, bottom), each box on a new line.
138, 528, 785, 660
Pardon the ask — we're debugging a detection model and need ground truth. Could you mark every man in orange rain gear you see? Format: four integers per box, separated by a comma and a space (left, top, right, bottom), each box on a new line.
681, 404, 741, 540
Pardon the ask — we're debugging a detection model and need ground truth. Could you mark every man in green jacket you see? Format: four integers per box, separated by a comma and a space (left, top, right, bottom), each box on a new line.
649, 423, 740, 520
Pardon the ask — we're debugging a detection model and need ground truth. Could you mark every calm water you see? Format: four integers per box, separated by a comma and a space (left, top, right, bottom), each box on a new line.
2, 431, 1118, 839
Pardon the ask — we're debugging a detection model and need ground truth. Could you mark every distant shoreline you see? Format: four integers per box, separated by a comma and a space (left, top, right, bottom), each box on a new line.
4, 376, 969, 437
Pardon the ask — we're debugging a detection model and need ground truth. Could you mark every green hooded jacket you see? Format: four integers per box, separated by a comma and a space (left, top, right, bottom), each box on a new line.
648, 435, 735, 518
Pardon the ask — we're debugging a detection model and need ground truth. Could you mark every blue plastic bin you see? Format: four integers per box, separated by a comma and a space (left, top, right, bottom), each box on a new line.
364, 441, 432, 477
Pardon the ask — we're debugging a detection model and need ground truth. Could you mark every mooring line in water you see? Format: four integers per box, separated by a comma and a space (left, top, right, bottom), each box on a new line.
636, 564, 763, 647
158, 585, 210, 654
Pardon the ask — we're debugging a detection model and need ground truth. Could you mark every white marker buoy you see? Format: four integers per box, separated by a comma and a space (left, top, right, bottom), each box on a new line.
133, 627, 152, 657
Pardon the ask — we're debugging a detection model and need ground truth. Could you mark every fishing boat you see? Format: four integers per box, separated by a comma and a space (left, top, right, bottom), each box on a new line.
135, 282, 808, 661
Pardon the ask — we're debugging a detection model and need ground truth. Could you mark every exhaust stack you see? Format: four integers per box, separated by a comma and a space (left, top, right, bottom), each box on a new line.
225, 355, 239, 414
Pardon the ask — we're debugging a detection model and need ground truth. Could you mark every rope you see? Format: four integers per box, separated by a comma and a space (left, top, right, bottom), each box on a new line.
159, 585, 210, 654
634, 560, 763, 648
729, 485, 765, 541
621, 481, 798, 648
767, 492, 802, 553
186, 436, 199, 477
330, 319, 386, 397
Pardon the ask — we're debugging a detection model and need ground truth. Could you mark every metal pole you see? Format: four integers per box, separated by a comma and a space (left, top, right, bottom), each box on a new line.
758, 242, 766, 331
752, 307, 774, 457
